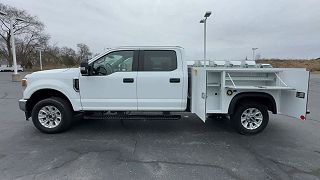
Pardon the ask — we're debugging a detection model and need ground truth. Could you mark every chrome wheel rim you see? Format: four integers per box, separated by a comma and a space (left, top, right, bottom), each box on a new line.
240, 108, 263, 130
38, 105, 62, 128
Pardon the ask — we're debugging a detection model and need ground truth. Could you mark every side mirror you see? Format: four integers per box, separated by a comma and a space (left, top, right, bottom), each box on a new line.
80, 61, 89, 75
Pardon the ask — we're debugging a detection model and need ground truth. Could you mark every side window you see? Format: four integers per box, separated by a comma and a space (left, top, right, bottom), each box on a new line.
92, 51, 134, 75
142, 50, 177, 71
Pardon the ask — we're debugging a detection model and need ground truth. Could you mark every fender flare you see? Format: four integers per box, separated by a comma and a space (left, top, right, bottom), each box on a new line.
228, 92, 277, 114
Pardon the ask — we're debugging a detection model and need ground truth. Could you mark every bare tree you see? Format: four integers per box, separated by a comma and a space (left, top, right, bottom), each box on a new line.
0, 3, 48, 67
76, 43, 92, 63
60, 47, 77, 67
0, 3, 95, 69
42, 44, 62, 66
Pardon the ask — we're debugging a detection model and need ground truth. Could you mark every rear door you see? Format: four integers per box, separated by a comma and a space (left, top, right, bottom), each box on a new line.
279, 69, 310, 120
137, 50, 184, 111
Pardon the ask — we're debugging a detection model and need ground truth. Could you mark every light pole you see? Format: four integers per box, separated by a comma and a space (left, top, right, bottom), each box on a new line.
200, 11, 212, 67
252, 48, 258, 61
39, 50, 42, 70
0, 11, 25, 81
36, 47, 44, 70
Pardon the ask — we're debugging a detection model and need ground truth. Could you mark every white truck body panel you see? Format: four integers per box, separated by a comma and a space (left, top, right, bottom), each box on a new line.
191, 68, 207, 120
80, 71, 138, 111
80, 46, 187, 111
190, 67, 310, 122
137, 71, 184, 111
278, 69, 310, 119
137, 48, 185, 111
20, 46, 310, 125
23, 68, 82, 111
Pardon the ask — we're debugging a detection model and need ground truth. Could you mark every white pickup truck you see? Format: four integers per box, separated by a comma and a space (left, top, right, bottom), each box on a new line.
18, 46, 310, 135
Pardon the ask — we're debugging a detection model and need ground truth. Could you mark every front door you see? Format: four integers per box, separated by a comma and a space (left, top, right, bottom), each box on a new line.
137, 50, 184, 111
80, 50, 138, 111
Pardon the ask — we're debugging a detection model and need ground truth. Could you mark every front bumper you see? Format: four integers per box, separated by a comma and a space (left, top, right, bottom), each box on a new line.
18, 99, 27, 112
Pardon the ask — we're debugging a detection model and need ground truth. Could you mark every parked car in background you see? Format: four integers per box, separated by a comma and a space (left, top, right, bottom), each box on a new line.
0, 65, 7, 71
0, 65, 24, 72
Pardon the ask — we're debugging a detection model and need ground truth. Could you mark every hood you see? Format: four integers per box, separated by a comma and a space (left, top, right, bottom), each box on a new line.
25, 68, 80, 79
31, 68, 72, 74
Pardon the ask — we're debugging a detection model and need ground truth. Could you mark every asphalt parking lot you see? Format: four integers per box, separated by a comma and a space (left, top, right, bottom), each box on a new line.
0, 72, 320, 180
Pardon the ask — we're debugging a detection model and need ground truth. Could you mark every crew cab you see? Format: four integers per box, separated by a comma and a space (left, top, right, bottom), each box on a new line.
18, 46, 310, 135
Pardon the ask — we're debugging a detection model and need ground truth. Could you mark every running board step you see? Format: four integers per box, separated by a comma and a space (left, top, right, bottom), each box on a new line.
84, 114, 181, 121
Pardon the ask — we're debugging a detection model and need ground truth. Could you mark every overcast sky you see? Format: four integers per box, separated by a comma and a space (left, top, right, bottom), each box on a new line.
2, 0, 320, 60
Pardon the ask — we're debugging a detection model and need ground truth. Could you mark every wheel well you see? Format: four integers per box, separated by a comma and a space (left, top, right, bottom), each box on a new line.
228, 92, 277, 115
26, 89, 73, 117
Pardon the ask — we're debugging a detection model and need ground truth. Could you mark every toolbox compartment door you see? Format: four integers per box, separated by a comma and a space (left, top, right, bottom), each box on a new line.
191, 68, 207, 122
279, 69, 310, 120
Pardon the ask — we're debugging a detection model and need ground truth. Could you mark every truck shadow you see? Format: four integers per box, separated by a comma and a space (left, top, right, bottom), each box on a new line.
70, 114, 235, 135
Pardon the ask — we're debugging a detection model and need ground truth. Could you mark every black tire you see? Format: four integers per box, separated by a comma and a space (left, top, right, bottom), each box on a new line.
31, 97, 73, 133
231, 102, 269, 135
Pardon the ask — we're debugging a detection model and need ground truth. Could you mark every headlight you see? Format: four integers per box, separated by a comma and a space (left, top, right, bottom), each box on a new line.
21, 78, 27, 87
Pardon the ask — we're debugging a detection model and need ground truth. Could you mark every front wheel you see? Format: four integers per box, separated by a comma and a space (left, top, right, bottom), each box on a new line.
231, 102, 269, 135
31, 97, 73, 133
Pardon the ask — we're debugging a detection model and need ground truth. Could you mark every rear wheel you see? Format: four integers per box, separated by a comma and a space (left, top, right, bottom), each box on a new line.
231, 102, 269, 135
31, 97, 73, 133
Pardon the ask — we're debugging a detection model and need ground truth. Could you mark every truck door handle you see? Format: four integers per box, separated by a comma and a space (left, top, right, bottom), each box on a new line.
170, 78, 180, 83
123, 78, 134, 83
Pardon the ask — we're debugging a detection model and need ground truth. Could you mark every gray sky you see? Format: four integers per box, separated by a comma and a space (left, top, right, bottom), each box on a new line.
2, 0, 320, 60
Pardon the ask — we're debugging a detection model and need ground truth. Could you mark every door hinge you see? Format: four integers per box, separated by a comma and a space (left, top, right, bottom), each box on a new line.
73, 78, 80, 92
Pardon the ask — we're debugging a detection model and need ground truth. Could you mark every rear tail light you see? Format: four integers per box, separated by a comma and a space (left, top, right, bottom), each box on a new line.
300, 115, 305, 121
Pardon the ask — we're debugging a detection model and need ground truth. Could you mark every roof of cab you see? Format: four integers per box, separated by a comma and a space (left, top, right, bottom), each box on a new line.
89, 46, 184, 63
114, 46, 184, 50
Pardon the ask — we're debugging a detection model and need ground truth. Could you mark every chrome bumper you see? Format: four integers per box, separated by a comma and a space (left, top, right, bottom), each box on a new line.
18, 99, 27, 112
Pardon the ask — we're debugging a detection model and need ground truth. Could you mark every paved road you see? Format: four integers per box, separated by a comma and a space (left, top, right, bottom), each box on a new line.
0, 72, 319, 180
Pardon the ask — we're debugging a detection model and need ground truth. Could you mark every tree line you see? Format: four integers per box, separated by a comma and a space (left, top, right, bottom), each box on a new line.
0, 3, 92, 69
